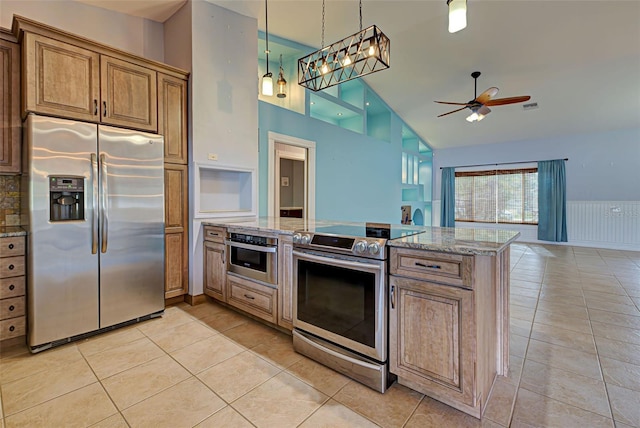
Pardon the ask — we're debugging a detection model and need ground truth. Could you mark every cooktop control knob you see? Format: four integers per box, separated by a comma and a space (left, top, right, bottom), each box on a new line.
368, 242, 380, 255
301, 234, 311, 245
292, 233, 301, 244
355, 241, 368, 254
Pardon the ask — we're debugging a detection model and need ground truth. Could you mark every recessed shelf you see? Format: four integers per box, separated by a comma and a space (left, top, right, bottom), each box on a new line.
195, 163, 256, 218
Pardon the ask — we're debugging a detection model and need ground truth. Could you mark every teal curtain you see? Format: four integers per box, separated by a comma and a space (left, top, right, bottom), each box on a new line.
538, 159, 568, 242
441, 167, 456, 227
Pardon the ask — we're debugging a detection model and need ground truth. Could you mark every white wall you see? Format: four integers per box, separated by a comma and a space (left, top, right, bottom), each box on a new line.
0, 0, 164, 61
432, 128, 640, 250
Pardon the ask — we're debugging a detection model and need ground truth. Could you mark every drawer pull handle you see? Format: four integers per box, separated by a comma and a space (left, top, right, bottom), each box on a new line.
94, 99, 98, 115
390, 285, 395, 309
8, 243, 14, 250
415, 262, 441, 269
9, 305, 14, 311
103, 101, 107, 117
9, 326, 15, 332
8, 264, 15, 270
9, 284, 15, 291
243, 294, 255, 300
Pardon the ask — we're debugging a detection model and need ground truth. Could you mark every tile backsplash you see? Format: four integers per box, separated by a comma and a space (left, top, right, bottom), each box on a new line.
0, 175, 21, 226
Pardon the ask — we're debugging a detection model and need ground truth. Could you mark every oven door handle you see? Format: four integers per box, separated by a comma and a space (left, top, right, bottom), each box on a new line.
225, 240, 277, 253
293, 250, 382, 271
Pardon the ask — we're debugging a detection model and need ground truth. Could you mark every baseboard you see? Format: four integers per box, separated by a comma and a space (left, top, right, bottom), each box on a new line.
165, 295, 185, 306
185, 293, 207, 306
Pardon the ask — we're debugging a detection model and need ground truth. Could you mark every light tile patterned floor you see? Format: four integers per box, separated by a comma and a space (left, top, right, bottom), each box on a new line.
0, 243, 639, 427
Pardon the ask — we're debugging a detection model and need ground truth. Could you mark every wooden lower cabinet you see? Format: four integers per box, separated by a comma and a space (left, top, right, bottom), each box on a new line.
389, 276, 475, 410
203, 241, 226, 302
277, 235, 294, 330
0, 236, 26, 341
227, 275, 277, 325
164, 164, 188, 299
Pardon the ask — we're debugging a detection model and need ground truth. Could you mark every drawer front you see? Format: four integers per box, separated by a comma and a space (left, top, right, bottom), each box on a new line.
227, 274, 277, 324
0, 316, 26, 340
203, 226, 226, 243
0, 256, 25, 278
0, 296, 25, 319
0, 237, 25, 257
390, 248, 473, 288
0, 276, 25, 299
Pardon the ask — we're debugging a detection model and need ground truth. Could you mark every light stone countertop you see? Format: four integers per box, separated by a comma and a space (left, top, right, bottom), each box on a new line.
202, 217, 520, 255
0, 226, 27, 238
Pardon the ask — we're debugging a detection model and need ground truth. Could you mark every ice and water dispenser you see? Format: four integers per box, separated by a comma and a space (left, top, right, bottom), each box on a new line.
49, 176, 85, 222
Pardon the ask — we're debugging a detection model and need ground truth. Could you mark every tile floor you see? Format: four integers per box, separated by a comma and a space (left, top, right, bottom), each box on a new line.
0, 242, 639, 427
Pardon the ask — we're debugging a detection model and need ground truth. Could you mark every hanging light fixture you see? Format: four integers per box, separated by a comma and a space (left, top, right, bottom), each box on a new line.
447, 0, 467, 33
298, 0, 390, 92
277, 54, 287, 98
261, 0, 273, 96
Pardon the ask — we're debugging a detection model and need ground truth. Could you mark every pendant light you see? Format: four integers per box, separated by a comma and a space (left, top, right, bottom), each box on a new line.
277, 54, 287, 98
261, 0, 273, 96
298, 0, 390, 92
447, 0, 467, 33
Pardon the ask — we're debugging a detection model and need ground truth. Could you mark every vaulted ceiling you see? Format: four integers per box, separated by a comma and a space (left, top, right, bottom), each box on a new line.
76, 0, 640, 150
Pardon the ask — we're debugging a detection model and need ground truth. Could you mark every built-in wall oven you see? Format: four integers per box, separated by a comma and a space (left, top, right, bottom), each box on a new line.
226, 232, 277, 285
292, 224, 423, 393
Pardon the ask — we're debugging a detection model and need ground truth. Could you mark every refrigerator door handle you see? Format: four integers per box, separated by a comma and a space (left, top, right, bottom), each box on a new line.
91, 153, 99, 254
100, 154, 109, 253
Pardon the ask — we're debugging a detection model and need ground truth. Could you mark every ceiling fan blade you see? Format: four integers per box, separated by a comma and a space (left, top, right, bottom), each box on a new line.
475, 87, 499, 104
485, 95, 531, 106
478, 105, 491, 116
437, 106, 468, 117
434, 101, 473, 106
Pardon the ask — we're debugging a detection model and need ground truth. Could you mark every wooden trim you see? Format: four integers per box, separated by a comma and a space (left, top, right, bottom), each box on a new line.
185, 294, 207, 306
12, 15, 189, 79
164, 295, 185, 306
0, 334, 26, 349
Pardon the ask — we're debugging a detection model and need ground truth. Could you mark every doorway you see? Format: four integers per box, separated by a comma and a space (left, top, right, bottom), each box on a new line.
268, 132, 316, 219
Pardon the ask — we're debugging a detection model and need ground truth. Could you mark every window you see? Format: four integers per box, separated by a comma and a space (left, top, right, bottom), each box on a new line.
455, 168, 538, 224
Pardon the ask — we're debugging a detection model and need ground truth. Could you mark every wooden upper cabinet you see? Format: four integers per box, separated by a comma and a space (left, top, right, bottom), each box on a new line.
23, 33, 100, 123
101, 56, 157, 132
158, 73, 187, 164
0, 36, 21, 174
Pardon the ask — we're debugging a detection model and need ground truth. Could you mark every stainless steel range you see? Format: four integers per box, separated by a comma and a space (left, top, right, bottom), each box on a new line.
291, 223, 423, 393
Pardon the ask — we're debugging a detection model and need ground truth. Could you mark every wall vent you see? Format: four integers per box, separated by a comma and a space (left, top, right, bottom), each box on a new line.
522, 102, 539, 111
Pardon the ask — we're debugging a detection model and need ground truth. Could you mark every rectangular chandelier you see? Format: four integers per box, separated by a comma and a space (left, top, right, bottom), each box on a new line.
298, 24, 390, 92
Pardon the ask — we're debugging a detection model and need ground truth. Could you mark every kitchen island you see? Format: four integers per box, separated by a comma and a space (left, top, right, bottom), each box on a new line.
200, 217, 518, 418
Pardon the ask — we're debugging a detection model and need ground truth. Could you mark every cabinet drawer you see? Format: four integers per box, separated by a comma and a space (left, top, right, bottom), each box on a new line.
0, 237, 25, 257
0, 256, 25, 278
0, 316, 25, 340
0, 296, 25, 319
390, 248, 473, 288
227, 274, 277, 324
0, 276, 25, 299
203, 226, 226, 243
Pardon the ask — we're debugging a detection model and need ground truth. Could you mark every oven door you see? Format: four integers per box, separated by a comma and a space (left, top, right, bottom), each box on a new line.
226, 240, 277, 285
293, 249, 387, 362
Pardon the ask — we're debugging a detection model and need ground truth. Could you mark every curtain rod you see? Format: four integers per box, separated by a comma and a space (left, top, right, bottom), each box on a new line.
439, 158, 568, 170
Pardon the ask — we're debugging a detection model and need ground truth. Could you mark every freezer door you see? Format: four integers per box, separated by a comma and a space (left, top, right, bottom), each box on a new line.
25, 115, 100, 347
98, 125, 165, 327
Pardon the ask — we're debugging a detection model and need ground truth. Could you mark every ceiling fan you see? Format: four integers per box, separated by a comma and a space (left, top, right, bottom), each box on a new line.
435, 71, 531, 122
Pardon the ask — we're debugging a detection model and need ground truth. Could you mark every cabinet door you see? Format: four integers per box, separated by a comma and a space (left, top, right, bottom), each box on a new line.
277, 235, 293, 330
389, 276, 475, 407
204, 241, 226, 302
164, 164, 188, 298
158, 73, 187, 164
23, 33, 100, 123
101, 55, 157, 132
0, 38, 21, 173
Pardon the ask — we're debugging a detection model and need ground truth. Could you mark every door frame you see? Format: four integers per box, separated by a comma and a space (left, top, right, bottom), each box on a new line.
268, 131, 316, 219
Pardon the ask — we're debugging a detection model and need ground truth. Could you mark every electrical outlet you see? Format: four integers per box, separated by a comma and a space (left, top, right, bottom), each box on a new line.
208, 153, 218, 161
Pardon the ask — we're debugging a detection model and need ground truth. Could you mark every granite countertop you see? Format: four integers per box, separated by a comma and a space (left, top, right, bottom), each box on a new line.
201, 217, 520, 255
0, 226, 27, 238
387, 227, 520, 255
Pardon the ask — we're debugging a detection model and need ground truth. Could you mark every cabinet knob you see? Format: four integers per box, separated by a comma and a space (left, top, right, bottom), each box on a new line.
8, 243, 14, 250
8, 264, 14, 270
9, 284, 15, 291
9, 305, 14, 311
9, 326, 15, 332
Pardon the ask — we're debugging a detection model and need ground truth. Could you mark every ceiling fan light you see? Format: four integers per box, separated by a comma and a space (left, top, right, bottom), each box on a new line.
466, 111, 479, 122
448, 0, 467, 33
262, 72, 273, 96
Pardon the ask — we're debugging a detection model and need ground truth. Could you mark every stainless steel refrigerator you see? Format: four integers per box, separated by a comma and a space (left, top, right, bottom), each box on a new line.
23, 114, 165, 352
